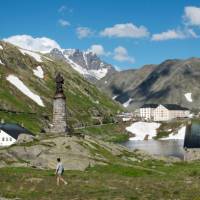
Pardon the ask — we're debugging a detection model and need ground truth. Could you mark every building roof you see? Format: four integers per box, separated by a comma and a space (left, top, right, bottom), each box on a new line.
0, 123, 33, 140
140, 103, 189, 111
140, 104, 159, 108
162, 104, 189, 111
184, 123, 200, 148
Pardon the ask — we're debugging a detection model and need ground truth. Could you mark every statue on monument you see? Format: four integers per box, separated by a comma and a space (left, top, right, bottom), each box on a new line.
55, 73, 64, 94
50, 72, 67, 133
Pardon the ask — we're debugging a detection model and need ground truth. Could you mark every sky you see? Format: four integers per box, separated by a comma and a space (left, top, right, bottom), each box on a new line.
1, 0, 200, 70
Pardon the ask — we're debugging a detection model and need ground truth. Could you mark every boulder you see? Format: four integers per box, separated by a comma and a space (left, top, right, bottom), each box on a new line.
16, 134, 35, 144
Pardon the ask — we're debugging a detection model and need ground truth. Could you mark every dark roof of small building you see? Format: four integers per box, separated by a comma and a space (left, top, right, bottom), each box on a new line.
184, 123, 200, 148
0, 123, 33, 140
140, 104, 159, 108
162, 104, 189, 111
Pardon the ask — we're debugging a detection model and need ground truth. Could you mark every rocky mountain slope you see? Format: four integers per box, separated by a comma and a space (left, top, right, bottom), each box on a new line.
0, 41, 122, 133
49, 48, 115, 82
97, 58, 200, 111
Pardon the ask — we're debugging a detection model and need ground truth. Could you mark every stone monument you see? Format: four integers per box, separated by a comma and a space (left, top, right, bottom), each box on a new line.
50, 73, 68, 133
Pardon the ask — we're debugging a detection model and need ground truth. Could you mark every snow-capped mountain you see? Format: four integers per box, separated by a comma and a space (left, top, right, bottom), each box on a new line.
49, 48, 115, 81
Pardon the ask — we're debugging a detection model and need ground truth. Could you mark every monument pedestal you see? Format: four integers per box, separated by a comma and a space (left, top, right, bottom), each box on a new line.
50, 93, 67, 133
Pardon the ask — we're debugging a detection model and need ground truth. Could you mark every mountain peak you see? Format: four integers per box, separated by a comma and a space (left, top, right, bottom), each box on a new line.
49, 48, 115, 81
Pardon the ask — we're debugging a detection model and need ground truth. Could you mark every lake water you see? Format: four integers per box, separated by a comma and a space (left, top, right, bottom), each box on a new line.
121, 139, 185, 159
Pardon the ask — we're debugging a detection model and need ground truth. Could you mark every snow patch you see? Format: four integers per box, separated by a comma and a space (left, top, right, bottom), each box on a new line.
64, 54, 89, 75
19, 49, 43, 62
127, 122, 161, 141
123, 98, 133, 108
83, 52, 88, 67
63, 49, 76, 56
161, 126, 186, 140
184, 93, 193, 102
33, 66, 44, 79
0, 59, 4, 65
0, 45, 3, 50
88, 68, 108, 80
100, 62, 105, 67
64, 54, 108, 80
6, 75, 45, 107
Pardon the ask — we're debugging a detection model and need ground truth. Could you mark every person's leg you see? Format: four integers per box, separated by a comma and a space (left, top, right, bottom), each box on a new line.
60, 176, 68, 185
57, 175, 60, 186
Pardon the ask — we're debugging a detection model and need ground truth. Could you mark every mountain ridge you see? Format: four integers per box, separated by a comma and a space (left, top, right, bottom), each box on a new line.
97, 57, 200, 111
49, 48, 115, 82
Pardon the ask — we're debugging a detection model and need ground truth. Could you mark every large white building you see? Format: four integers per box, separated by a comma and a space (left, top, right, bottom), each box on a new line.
140, 104, 158, 120
140, 104, 190, 121
0, 123, 32, 146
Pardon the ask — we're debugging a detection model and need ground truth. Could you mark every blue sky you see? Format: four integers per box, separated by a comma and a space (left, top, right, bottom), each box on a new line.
1, 0, 200, 69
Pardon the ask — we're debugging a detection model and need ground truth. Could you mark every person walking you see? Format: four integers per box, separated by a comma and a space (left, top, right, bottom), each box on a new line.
55, 158, 68, 186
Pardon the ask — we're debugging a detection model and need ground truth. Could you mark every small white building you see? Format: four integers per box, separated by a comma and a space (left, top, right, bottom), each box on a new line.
0, 123, 32, 146
117, 112, 133, 122
140, 104, 158, 120
140, 104, 190, 122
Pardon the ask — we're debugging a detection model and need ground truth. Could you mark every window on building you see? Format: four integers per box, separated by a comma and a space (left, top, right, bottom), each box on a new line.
10, 138, 12, 141
6, 138, 8, 141
2, 137, 4, 141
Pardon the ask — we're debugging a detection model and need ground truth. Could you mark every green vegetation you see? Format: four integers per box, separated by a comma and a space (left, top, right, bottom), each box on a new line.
2, 161, 200, 199
154, 131, 169, 139
0, 111, 43, 133
78, 123, 129, 142
155, 119, 188, 139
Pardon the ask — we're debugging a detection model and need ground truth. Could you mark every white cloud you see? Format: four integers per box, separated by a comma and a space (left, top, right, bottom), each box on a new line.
184, 6, 200, 26
76, 27, 94, 39
113, 46, 135, 63
58, 5, 73, 14
58, 5, 66, 13
88, 44, 109, 56
100, 23, 149, 38
58, 19, 70, 27
151, 28, 198, 41
3, 35, 61, 53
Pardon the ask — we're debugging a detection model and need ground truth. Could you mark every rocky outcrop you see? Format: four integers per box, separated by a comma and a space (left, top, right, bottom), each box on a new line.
16, 134, 35, 144
0, 135, 138, 171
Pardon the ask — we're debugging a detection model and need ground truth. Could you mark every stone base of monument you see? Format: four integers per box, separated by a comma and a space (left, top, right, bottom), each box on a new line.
50, 93, 68, 134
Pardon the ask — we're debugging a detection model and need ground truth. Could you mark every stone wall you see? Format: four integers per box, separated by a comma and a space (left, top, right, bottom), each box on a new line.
184, 148, 200, 161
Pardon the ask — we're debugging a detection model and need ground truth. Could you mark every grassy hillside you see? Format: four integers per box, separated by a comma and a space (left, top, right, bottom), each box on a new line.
1, 161, 200, 199
78, 123, 129, 142
0, 41, 123, 133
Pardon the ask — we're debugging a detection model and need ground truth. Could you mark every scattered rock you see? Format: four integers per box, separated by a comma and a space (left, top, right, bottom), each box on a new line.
16, 134, 35, 144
